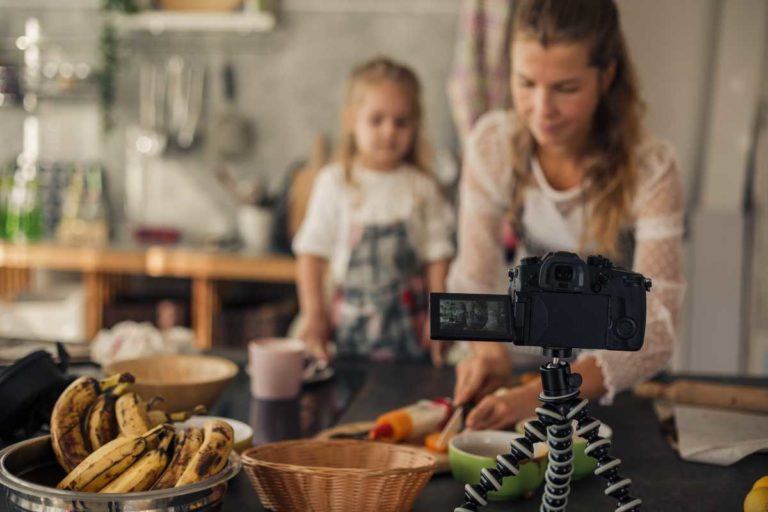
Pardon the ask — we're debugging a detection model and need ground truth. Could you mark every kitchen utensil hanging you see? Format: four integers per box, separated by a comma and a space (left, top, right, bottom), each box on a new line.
210, 61, 253, 162
136, 60, 167, 157
177, 64, 205, 149
165, 55, 206, 151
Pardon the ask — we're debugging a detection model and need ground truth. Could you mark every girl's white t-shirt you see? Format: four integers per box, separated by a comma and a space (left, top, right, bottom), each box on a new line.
292, 162, 455, 284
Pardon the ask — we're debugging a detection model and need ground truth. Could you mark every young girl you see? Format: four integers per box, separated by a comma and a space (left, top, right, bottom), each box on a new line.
293, 57, 454, 365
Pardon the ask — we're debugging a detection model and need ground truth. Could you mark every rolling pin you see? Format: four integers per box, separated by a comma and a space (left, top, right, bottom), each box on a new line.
634, 380, 768, 414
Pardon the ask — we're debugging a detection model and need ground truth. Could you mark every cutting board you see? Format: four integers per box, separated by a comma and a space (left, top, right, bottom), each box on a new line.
288, 134, 328, 239
315, 421, 451, 474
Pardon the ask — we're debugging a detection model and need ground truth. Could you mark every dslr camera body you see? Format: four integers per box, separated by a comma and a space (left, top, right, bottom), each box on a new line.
430, 251, 652, 353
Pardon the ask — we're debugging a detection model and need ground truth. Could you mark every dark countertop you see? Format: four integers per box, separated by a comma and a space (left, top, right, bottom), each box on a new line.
209, 356, 768, 512
2, 345, 765, 511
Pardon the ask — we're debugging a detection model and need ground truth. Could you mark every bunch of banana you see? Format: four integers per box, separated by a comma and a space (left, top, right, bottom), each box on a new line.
152, 427, 204, 489
50, 373, 135, 473
57, 424, 166, 492
175, 419, 234, 487
115, 392, 153, 437
147, 405, 208, 428
85, 382, 131, 451
100, 425, 175, 493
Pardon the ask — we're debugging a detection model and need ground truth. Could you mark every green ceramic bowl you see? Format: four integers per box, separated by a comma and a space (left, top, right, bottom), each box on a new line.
448, 430, 547, 501
515, 417, 613, 480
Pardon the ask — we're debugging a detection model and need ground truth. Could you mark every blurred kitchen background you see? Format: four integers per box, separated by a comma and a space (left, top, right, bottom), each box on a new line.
0, 0, 766, 376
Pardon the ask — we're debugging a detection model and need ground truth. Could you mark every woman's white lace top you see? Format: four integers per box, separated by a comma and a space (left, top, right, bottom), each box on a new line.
447, 110, 686, 403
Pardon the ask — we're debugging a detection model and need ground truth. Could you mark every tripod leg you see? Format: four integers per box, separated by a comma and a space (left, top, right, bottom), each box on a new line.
453, 358, 642, 512
570, 399, 643, 512
536, 402, 576, 512
453, 420, 547, 512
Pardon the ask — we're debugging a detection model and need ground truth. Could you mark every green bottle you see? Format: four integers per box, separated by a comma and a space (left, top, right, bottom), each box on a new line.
0, 163, 12, 240
6, 161, 43, 243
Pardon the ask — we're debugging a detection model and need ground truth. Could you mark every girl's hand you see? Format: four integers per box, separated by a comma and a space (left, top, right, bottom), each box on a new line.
430, 340, 451, 367
298, 312, 332, 363
421, 317, 450, 367
453, 349, 513, 405
464, 384, 540, 431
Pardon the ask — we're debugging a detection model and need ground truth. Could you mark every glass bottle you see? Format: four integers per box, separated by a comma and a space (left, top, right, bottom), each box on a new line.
6, 155, 42, 243
0, 162, 14, 240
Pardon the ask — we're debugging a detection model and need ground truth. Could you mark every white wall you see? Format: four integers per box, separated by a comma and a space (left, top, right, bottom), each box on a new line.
748, 110, 768, 374
619, 0, 719, 371
619, 0, 719, 200
620, 0, 768, 374
690, 0, 767, 374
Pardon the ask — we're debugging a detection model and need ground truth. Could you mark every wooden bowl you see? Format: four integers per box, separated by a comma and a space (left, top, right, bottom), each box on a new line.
105, 354, 238, 412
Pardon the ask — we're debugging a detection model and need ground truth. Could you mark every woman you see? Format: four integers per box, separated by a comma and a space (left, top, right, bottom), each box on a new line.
449, 0, 685, 430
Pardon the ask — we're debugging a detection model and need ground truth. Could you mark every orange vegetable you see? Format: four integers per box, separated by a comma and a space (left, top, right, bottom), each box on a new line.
424, 431, 453, 453
369, 399, 452, 442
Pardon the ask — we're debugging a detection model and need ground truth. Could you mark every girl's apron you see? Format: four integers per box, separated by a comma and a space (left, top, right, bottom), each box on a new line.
333, 221, 427, 361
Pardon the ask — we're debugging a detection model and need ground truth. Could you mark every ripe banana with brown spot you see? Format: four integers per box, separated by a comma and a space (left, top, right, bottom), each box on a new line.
153, 427, 204, 489
85, 382, 131, 452
50, 373, 134, 473
147, 405, 208, 428
57, 424, 165, 492
115, 392, 152, 437
100, 425, 175, 493
175, 420, 234, 487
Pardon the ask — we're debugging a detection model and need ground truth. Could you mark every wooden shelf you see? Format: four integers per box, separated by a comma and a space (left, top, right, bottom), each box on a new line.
2, 0, 99, 8
0, 242, 296, 348
113, 10, 276, 34
0, 242, 295, 281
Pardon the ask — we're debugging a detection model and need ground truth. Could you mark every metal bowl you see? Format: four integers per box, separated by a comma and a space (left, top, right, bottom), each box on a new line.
0, 435, 241, 512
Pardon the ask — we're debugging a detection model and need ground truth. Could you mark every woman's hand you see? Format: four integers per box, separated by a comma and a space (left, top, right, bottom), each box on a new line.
453, 345, 513, 405
297, 312, 332, 363
464, 384, 540, 431
464, 357, 609, 430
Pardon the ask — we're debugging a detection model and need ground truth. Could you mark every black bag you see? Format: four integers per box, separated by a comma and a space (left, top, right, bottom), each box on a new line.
0, 343, 72, 443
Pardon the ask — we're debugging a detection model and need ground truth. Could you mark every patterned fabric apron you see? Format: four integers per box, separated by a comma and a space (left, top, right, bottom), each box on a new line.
333, 221, 428, 362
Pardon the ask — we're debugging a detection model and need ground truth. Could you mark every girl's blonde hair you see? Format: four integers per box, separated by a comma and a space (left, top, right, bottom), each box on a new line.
337, 56, 432, 183
509, 0, 644, 258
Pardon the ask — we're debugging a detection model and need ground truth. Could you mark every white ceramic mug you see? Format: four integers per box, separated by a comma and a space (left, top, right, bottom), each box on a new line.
248, 338, 305, 400
238, 205, 273, 253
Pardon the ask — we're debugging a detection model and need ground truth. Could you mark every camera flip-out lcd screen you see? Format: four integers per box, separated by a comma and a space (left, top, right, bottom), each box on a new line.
430, 252, 650, 352
430, 293, 513, 341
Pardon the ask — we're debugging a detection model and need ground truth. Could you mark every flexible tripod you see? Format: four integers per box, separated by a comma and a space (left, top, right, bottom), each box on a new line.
456, 348, 642, 512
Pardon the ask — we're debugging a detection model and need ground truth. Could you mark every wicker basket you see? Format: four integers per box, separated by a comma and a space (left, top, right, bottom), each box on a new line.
241, 439, 437, 512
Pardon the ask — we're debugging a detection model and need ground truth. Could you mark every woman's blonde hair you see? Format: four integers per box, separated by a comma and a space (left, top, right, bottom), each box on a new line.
509, 0, 644, 258
336, 56, 432, 183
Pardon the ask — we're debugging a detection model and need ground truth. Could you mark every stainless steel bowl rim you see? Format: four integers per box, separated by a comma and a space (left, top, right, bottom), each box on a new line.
0, 435, 242, 500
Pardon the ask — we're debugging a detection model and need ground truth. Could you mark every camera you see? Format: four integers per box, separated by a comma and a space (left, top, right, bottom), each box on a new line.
430, 252, 652, 352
